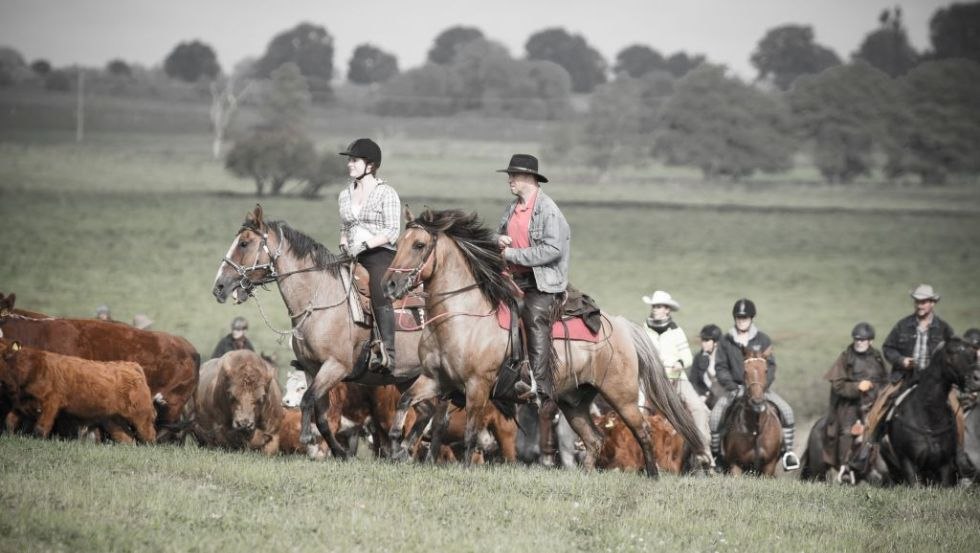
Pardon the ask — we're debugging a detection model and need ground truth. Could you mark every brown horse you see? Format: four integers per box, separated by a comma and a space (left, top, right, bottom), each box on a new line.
382, 209, 704, 478
0, 292, 198, 442
211, 205, 431, 458
720, 347, 783, 476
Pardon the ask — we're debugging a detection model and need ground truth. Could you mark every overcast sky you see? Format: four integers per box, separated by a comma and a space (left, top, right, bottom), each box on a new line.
0, 0, 955, 80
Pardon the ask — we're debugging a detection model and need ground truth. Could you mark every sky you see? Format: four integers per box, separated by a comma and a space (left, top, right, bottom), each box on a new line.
0, 0, 956, 80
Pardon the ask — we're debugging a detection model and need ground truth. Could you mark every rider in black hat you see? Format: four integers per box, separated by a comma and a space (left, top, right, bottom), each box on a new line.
688, 323, 724, 407
708, 298, 801, 470
338, 138, 401, 371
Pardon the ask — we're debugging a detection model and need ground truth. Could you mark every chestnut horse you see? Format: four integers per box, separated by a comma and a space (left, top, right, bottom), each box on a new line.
720, 347, 783, 476
382, 209, 704, 478
211, 205, 430, 458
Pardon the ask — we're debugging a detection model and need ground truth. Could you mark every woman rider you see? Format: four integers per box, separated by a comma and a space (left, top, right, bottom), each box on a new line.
337, 138, 400, 371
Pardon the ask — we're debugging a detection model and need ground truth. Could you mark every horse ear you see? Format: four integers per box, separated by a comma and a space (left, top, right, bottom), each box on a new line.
761, 346, 773, 359
404, 204, 414, 227
247, 204, 264, 228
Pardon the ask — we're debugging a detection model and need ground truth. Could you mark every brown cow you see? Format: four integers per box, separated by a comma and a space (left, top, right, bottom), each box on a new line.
0, 292, 198, 441
596, 411, 688, 474
278, 407, 329, 459
0, 340, 157, 443
416, 401, 518, 463
185, 350, 283, 455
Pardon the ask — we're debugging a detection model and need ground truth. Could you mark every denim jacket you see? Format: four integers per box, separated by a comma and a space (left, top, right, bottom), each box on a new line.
882, 313, 954, 372
496, 189, 570, 293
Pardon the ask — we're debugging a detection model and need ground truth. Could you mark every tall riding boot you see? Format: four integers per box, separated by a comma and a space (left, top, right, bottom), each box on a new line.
523, 290, 557, 400
782, 426, 800, 470
373, 304, 397, 371
538, 399, 559, 467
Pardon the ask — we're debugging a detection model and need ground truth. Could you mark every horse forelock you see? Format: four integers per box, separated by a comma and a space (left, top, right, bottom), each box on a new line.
412, 209, 511, 308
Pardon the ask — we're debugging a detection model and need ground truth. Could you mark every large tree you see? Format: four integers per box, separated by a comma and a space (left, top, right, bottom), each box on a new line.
255, 22, 334, 103
789, 61, 901, 183
886, 59, 980, 184
613, 45, 666, 79
427, 26, 484, 65
854, 8, 918, 77
347, 44, 399, 84
750, 25, 841, 90
655, 65, 795, 180
525, 27, 607, 93
163, 40, 220, 82
583, 73, 674, 169
929, 1, 980, 63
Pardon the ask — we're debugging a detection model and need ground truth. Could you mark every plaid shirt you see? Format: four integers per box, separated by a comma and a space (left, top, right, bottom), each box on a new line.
338, 180, 401, 250
913, 327, 930, 370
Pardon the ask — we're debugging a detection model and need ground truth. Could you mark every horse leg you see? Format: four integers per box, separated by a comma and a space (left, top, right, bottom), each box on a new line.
609, 399, 661, 479
425, 400, 450, 464
559, 399, 603, 472
303, 358, 351, 459
899, 456, 921, 486
390, 376, 439, 461
462, 381, 492, 467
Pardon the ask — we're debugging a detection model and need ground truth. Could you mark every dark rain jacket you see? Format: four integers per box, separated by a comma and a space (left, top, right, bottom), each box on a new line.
715, 329, 776, 393
881, 314, 953, 374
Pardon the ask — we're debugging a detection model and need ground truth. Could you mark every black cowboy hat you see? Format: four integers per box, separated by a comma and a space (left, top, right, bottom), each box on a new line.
496, 153, 548, 183
338, 138, 382, 167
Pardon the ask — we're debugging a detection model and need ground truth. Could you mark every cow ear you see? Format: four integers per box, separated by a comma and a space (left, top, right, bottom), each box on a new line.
11, 341, 20, 352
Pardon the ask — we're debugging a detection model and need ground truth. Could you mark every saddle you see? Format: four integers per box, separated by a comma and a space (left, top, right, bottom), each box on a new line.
345, 262, 426, 332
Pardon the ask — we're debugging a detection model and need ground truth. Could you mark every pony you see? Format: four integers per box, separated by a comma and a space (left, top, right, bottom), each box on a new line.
0, 292, 198, 442
382, 209, 704, 478
211, 205, 431, 458
719, 347, 783, 476
878, 337, 980, 486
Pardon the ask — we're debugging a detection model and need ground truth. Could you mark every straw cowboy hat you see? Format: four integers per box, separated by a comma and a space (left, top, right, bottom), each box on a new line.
641, 290, 680, 310
496, 153, 549, 183
909, 283, 940, 302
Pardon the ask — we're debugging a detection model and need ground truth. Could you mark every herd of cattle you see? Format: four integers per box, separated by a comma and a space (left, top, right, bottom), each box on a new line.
0, 292, 688, 471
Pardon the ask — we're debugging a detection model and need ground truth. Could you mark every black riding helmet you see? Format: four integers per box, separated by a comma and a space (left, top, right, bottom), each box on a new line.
338, 138, 382, 169
732, 298, 756, 318
851, 322, 875, 340
699, 324, 722, 341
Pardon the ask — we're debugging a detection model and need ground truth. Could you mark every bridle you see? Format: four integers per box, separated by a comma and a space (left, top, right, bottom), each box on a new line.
743, 356, 768, 401
386, 222, 439, 293
222, 225, 286, 294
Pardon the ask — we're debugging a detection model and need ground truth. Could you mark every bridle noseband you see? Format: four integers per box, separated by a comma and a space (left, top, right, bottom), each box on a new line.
222, 225, 285, 295
386, 222, 438, 293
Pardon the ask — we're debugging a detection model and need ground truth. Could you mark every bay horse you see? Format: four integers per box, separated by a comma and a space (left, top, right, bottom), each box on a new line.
211, 205, 429, 458
382, 209, 704, 478
878, 337, 980, 486
720, 347, 783, 476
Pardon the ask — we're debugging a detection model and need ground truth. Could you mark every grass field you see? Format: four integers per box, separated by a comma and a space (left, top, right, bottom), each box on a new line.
1, 92, 980, 552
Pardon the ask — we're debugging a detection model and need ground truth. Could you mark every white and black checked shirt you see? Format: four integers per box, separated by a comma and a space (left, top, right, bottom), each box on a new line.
338, 180, 401, 250
913, 326, 930, 370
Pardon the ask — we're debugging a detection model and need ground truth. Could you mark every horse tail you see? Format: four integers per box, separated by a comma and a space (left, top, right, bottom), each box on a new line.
628, 320, 706, 457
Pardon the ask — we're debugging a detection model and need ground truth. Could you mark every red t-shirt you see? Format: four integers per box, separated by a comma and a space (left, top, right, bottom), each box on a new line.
505, 188, 538, 274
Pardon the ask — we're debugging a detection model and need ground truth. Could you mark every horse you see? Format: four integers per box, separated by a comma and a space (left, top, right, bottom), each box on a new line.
878, 337, 980, 486
211, 205, 430, 459
382, 209, 704, 478
0, 292, 198, 442
719, 347, 783, 476
963, 402, 980, 483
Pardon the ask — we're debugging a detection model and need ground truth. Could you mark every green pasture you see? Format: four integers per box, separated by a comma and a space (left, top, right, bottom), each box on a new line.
1, 435, 978, 553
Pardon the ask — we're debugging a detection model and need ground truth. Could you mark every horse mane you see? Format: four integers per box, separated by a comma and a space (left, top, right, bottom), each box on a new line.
411, 209, 512, 309
240, 217, 343, 277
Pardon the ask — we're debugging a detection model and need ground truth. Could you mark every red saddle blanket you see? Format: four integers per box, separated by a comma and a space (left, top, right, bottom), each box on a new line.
495, 302, 601, 343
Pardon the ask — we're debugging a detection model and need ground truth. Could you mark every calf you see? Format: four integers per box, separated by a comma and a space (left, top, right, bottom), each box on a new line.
0, 340, 156, 443
278, 407, 329, 460
186, 350, 283, 455
596, 411, 687, 473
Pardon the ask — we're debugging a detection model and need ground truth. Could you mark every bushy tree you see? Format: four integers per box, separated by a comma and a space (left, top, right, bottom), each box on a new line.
665, 51, 706, 78
613, 45, 666, 79
255, 22, 334, 103
45, 70, 72, 92
302, 149, 349, 198
225, 128, 316, 196
106, 59, 132, 77
525, 27, 607, 93
374, 63, 461, 116
259, 62, 311, 131
929, 2, 980, 63
348, 44, 398, 84
854, 8, 918, 77
0, 46, 28, 86
886, 59, 980, 184
789, 61, 901, 183
582, 73, 674, 169
163, 40, 220, 82
655, 65, 795, 180
428, 26, 484, 65
30, 59, 51, 76
751, 25, 841, 90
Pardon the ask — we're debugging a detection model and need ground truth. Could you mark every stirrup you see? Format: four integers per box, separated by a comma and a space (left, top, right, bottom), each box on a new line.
368, 340, 391, 372
782, 451, 801, 471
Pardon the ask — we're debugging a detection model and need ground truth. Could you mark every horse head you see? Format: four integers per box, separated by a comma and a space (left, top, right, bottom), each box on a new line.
384, 209, 440, 300
213, 204, 281, 304
939, 337, 980, 393
742, 345, 772, 414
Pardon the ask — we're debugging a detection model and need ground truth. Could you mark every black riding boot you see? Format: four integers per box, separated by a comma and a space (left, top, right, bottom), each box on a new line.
373, 304, 396, 371
523, 289, 558, 399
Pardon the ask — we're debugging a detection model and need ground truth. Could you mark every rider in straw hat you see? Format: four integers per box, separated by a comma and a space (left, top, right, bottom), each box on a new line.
494, 153, 570, 403
641, 290, 712, 466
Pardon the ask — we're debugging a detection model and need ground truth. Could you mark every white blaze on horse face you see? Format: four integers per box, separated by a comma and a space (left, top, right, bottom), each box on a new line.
282, 370, 308, 408
214, 235, 240, 288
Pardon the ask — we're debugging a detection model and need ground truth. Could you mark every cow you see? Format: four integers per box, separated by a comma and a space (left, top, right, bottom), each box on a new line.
596, 410, 689, 474
0, 339, 157, 443
0, 292, 198, 441
415, 401, 517, 464
185, 350, 283, 455
278, 407, 329, 460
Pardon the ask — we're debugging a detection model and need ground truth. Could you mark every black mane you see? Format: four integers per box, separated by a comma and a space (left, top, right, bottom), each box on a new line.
411, 209, 512, 309
240, 217, 343, 276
